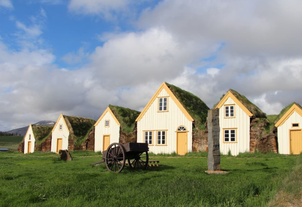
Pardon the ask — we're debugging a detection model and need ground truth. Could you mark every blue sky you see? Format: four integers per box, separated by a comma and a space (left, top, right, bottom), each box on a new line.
1, 0, 302, 131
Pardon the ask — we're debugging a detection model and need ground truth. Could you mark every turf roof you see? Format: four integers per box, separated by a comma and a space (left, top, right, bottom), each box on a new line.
32, 125, 53, 144
215, 89, 266, 118
109, 105, 140, 133
165, 82, 209, 129
63, 115, 96, 145
274, 102, 302, 124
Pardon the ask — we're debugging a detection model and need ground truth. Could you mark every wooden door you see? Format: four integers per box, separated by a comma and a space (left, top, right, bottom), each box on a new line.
290, 130, 302, 155
177, 132, 187, 155
103, 135, 110, 151
27, 141, 31, 154
57, 138, 63, 153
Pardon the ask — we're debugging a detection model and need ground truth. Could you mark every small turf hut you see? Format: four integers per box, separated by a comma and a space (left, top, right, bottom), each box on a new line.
18, 124, 53, 154
214, 89, 277, 156
94, 105, 140, 152
51, 114, 96, 153
136, 82, 209, 155
275, 102, 302, 154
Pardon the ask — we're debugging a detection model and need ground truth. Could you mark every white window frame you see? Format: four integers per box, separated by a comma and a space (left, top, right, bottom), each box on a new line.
59, 124, 63, 130
225, 105, 235, 118
105, 120, 110, 127
224, 129, 236, 143
158, 97, 168, 112
157, 131, 166, 145
144, 131, 153, 145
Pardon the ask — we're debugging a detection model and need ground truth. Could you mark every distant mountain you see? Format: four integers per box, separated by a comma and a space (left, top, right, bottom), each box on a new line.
5, 120, 55, 136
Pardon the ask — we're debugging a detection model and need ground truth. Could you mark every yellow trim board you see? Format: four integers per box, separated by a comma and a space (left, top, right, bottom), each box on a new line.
136, 82, 194, 122
94, 106, 120, 127
23, 124, 32, 141
275, 103, 302, 127
52, 113, 70, 133
215, 90, 253, 117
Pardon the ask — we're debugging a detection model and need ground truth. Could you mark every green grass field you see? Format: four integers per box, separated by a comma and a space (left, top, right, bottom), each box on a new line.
0, 151, 300, 207
0, 136, 23, 151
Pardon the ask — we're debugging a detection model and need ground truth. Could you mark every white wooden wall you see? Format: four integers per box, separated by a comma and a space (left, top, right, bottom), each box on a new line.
219, 97, 250, 156
23, 125, 35, 154
51, 116, 70, 152
277, 111, 302, 154
137, 88, 192, 154
94, 111, 120, 152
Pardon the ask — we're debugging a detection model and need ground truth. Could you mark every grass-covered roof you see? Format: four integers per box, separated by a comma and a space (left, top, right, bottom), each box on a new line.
109, 105, 140, 134
32, 125, 53, 144
166, 82, 209, 129
215, 89, 266, 118
274, 102, 302, 124
63, 115, 96, 145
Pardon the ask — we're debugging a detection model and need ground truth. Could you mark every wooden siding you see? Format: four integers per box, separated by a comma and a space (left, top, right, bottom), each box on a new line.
23, 125, 35, 154
219, 97, 250, 155
94, 110, 120, 152
137, 88, 193, 154
51, 116, 69, 153
277, 111, 302, 154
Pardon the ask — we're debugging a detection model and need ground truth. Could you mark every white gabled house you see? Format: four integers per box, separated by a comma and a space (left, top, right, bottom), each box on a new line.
275, 103, 302, 155
23, 124, 35, 154
51, 114, 95, 153
94, 105, 140, 152
136, 82, 209, 155
214, 89, 267, 156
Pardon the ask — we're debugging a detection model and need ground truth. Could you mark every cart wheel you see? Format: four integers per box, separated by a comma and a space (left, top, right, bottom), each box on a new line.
105, 143, 125, 173
128, 151, 149, 170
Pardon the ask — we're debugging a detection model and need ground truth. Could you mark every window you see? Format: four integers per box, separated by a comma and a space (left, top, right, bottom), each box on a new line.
292, 123, 299, 127
145, 131, 153, 145
59, 124, 63, 130
29, 134, 31, 140
105, 120, 110, 127
178, 126, 186, 131
224, 129, 236, 142
157, 131, 166, 145
225, 105, 235, 117
158, 97, 168, 112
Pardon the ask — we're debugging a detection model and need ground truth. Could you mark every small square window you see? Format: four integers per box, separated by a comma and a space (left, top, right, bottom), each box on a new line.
224, 129, 236, 142
59, 124, 63, 130
105, 120, 110, 127
225, 105, 235, 118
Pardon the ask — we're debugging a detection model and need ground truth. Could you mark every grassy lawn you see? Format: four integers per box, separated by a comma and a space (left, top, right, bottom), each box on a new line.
0, 151, 299, 207
0, 136, 23, 151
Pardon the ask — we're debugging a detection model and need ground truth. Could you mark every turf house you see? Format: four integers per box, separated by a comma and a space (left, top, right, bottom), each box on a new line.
51, 114, 95, 153
18, 124, 53, 154
94, 105, 140, 152
136, 82, 209, 155
274, 103, 302, 155
214, 89, 278, 156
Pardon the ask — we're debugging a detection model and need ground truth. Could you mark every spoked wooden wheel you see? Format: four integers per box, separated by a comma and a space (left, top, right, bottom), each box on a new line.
128, 151, 149, 170
105, 143, 125, 173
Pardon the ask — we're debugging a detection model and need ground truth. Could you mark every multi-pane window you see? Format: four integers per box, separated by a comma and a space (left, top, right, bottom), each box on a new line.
159, 97, 168, 111
224, 129, 236, 142
225, 105, 234, 117
157, 131, 166, 145
29, 134, 31, 140
59, 124, 63, 130
105, 120, 110, 127
145, 131, 153, 145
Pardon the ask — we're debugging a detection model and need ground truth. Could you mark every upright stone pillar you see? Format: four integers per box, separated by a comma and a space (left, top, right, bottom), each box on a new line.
207, 109, 220, 171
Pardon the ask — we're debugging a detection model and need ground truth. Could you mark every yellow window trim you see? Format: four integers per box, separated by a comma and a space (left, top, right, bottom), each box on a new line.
136, 82, 194, 122
275, 104, 302, 127
155, 130, 168, 146
224, 104, 236, 119
292, 123, 300, 128
223, 128, 238, 143
104, 120, 110, 127
143, 130, 154, 146
95, 107, 120, 127
215, 91, 253, 117
157, 96, 169, 113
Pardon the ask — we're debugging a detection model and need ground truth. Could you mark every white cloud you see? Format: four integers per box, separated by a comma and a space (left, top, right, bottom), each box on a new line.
68, 0, 129, 19
16, 21, 43, 37
0, 0, 13, 8
62, 47, 89, 65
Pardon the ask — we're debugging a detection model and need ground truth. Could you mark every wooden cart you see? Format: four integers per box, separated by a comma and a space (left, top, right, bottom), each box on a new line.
103, 142, 149, 173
